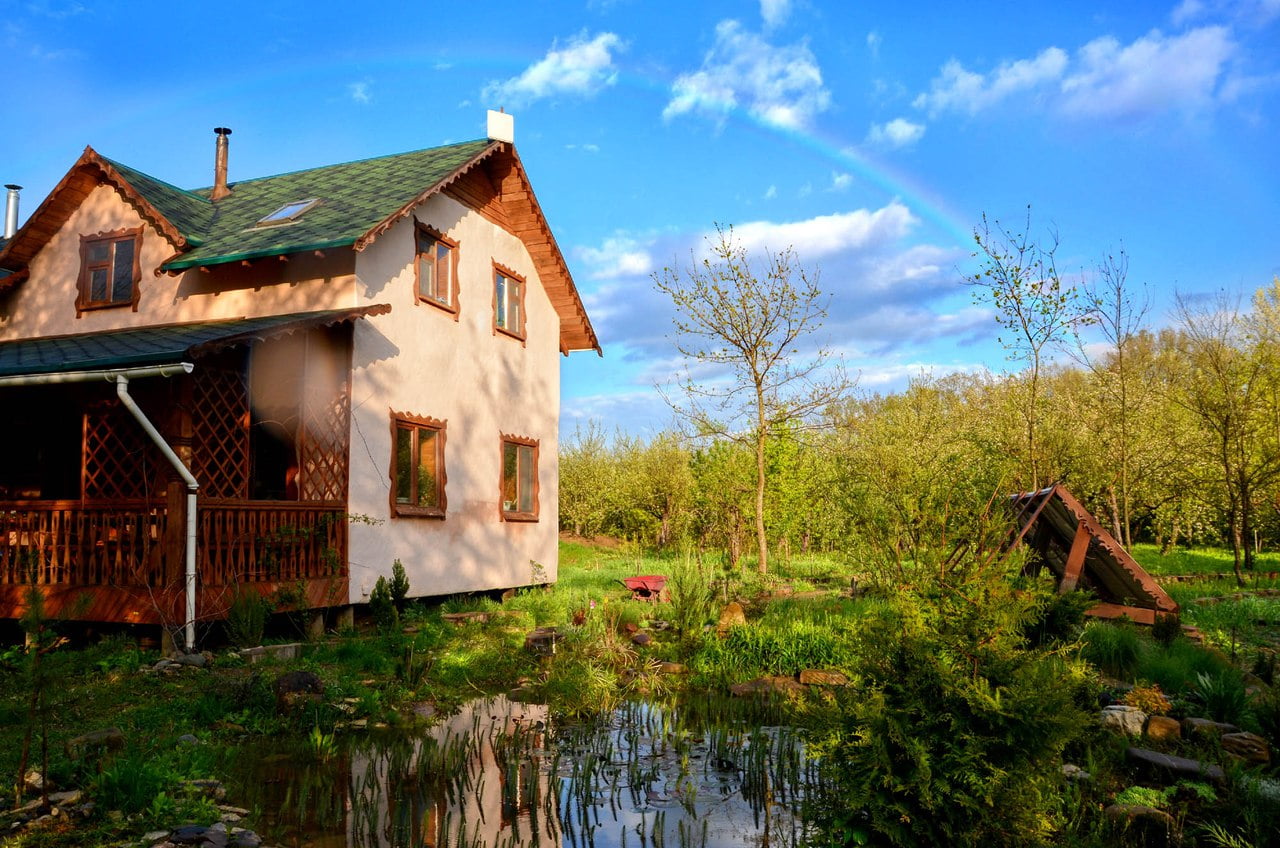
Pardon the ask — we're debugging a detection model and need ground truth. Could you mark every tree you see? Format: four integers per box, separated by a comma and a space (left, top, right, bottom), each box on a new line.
654, 226, 849, 574
968, 209, 1087, 489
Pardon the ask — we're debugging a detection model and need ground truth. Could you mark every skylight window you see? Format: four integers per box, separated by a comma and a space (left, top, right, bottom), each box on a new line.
255, 198, 319, 226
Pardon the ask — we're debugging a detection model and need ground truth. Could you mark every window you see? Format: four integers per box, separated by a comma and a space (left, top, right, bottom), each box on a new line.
255, 198, 320, 227
500, 435, 538, 521
415, 223, 458, 314
390, 412, 447, 518
493, 264, 526, 340
77, 228, 142, 312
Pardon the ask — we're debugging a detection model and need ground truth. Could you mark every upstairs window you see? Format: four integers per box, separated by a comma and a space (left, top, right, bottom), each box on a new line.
415, 223, 458, 315
391, 411, 446, 518
77, 227, 142, 313
255, 198, 319, 227
493, 264, 525, 340
500, 435, 538, 521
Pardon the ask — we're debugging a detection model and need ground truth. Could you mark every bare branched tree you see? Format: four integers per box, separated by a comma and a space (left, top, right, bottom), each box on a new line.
654, 226, 850, 574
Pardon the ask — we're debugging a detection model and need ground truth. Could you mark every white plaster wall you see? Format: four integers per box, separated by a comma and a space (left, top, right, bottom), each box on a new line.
0, 184, 357, 338
347, 192, 561, 602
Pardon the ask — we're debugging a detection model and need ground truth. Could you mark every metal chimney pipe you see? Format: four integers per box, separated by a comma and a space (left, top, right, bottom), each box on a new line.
3, 184, 20, 239
211, 128, 232, 201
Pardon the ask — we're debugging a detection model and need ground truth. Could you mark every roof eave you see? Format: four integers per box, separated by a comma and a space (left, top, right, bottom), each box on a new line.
161, 237, 357, 272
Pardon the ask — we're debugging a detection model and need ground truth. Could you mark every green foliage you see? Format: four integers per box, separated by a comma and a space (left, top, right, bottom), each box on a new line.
1134, 637, 1231, 695
1025, 589, 1094, 647
1114, 784, 1173, 808
226, 586, 271, 649
694, 619, 851, 682
389, 560, 411, 612
666, 556, 715, 650
369, 576, 400, 634
1151, 612, 1183, 647
1192, 670, 1251, 725
1080, 620, 1141, 678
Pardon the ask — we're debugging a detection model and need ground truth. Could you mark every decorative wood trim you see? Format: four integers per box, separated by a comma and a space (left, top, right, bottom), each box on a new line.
498, 433, 539, 522
412, 218, 460, 320
389, 409, 447, 519
492, 261, 527, 345
75, 226, 143, 317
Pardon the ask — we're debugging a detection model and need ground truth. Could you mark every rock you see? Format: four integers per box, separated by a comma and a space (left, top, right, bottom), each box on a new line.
1100, 705, 1146, 736
651, 620, 672, 631
231, 831, 262, 848
799, 669, 850, 687
631, 632, 653, 647
22, 770, 47, 792
1126, 747, 1226, 784
717, 602, 747, 637
1222, 732, 1271, 765
47, 790, 80, 806
1182, 717, 1239, 739
170, 825, 210, 844
273, 671, 324, 712
524, 627, 560, 656
218, 806, 250, 817
188, 779, 227, 801
177, 734, 199, 746
144, 831, 170, 842
728, 676, 805, 697
1145, 716, 1182, 743
659, 662, 688, 674
65, 727, 124, 760
411, 702, 437, 720
174, 653, 207, 668
1104, 804, 1178, 848
1061, 763, 1091, 781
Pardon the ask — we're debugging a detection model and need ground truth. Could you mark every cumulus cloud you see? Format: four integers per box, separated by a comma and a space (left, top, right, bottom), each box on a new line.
760, 0, 791, 28
484, 31, 624, 106
575, 235, 655, 280
726, 202, 917, 259
348, 81, 371, 104
914, 26, 1239, 121
866, 117, 926, 148
1172, 0, 1280, 26
829, 172, 853, 191
663, 20, 831, 129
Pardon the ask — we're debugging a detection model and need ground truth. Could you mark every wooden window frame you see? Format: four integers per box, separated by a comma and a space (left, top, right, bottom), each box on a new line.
76, 227, 143, 316
390, 410, 447, 519
499, 433, 539, 522
413, 220, 460, 319
492, 262, 527, 344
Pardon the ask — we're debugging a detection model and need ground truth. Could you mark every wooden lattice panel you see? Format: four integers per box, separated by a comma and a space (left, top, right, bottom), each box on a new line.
83, 402, 154, 501
193, 365, 250, 499
299, 379, 350, 502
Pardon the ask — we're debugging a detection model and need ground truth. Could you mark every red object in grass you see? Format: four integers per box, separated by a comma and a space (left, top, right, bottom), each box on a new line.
621, 575, 668, 602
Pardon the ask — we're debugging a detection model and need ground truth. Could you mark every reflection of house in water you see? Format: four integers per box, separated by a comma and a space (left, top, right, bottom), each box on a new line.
243, 696, 558, 848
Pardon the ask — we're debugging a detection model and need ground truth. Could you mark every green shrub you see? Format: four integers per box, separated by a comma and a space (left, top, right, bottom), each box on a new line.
693, 618, 851, 682
1025, 590, 1094, 647
1192, 671, 1251, 726
93, 753, 169, 814
225, 586, 271, 649
369, 576, 399, 633
1080, 620, 1141, 677
389, 560, 411, 612
1135, 638, 1230, 695
1151, 613, 1183, 647
666, 556, 716, 650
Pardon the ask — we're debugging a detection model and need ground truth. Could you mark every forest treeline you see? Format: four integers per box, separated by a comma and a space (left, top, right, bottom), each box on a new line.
561, 277, 1280, 584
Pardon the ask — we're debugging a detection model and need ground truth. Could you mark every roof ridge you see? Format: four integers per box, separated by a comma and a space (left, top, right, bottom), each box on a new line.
186, 137, 490, 194
100, 155, 212, 204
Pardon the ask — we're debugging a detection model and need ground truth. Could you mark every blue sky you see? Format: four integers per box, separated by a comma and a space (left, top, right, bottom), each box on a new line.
5, 0, 1279, 435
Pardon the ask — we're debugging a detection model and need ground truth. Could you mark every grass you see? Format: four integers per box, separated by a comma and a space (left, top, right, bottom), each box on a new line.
1132, 543, 1280, 577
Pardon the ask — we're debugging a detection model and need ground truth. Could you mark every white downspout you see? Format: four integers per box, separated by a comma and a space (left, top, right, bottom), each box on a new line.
115, 376, 199, 653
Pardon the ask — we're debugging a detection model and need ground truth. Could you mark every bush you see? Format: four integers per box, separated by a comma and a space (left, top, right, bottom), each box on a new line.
1135, 638, 1230, 695
389, 560, 411, 612
1192, 671, 1251, 726
1080, 620, 1141, 678
369, 576, 399, 634
1025, 590, 1094, 647
1151, 613, 1183, 647
226, 586, 271, 648
666, 556, 715, 650
1122, 683, 1172, 716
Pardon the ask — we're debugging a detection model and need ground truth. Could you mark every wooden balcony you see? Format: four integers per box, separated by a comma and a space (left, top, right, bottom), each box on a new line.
0, 499, 348, 625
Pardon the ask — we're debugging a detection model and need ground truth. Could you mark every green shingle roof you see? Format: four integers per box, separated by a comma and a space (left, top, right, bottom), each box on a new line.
0, 306, 389, 378
119, 139, 494, 270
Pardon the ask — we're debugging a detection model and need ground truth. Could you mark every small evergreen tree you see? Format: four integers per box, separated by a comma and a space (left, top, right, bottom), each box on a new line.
389, 560, 410, 613
369, 576, 399, 633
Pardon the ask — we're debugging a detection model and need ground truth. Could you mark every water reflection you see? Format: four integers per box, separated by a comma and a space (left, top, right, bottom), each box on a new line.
226, 695, 821, 848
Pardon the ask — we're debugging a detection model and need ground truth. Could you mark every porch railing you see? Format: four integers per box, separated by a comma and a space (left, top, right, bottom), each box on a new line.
0, 500, 346, 589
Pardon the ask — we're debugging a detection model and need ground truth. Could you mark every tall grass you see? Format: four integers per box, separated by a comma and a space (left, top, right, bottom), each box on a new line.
1080, 620, 1141, 677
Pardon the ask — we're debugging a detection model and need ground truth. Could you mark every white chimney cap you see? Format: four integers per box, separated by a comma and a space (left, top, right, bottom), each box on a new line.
487, 110, 514, 144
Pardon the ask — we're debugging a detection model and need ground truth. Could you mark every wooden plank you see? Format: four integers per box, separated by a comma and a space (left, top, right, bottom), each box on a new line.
1058, 520, 1091, 593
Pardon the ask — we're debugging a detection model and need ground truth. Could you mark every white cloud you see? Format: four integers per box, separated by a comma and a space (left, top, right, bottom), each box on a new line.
348, 81, 371, 104
866, 117, 926, 148
565, 143, 601, 153
760, 0, 791, 29
663, 20, 831, 130
1172, 0, 1280, 26
723, 202, 918, 260
484, 31, 625, 106
764, 184, 778, 199
914, 27, 1239, 121
575, 235, 655, 280
829, 172, 853, 191
1172, 0, 1207, 25
866, 30, 882, 59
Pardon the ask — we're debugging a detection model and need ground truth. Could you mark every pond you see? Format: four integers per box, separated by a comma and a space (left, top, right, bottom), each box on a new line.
221, 694, 824, 848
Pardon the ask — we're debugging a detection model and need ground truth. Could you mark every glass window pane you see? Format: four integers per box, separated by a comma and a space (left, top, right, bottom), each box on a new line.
509, 283, 522, 333
90, 268, 109, 302
395, 426, 413, 504
87, 242, 110, 263
502, 442, 518, 511
110, 238, 135, 302
419, 253, 435, 300
518, 445, 535, 514
495, 275, 507, 328
417, 430, 438, 508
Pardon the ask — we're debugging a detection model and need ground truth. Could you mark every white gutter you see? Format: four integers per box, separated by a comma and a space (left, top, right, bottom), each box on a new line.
0, 362, 199, 651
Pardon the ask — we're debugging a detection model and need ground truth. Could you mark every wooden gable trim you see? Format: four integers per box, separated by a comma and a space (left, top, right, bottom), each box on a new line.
0, 148, 192, 278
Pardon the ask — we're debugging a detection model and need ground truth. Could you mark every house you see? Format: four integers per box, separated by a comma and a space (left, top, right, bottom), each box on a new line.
0, 113, 599, 650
